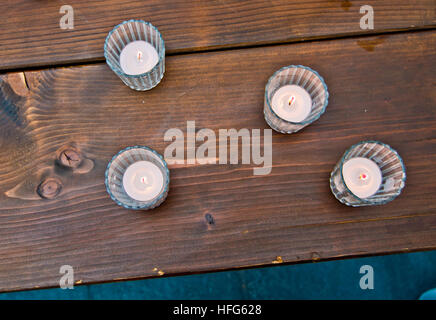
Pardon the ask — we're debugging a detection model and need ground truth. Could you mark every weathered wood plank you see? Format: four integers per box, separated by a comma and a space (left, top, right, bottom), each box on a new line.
0, 31, 435, 292
0, 0, 435, 70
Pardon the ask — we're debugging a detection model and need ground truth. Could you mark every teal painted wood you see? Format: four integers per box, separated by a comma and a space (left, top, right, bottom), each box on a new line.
1, 250, 436, 299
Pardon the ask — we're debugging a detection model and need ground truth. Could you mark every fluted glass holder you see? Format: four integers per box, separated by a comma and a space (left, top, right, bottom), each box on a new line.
264, 65, 329, 133
104, 20, 165, 91
105, 146, 170, 210
330, 141, 406, 207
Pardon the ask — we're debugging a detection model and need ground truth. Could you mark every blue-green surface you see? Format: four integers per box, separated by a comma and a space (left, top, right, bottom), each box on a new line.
1, 250, 435, 300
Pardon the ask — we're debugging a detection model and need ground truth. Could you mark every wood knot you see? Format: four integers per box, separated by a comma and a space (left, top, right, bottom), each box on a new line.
37, 178, 62, 199
58, 148, 82, 168
357, 37, 385, 52
205, 213, 215, 225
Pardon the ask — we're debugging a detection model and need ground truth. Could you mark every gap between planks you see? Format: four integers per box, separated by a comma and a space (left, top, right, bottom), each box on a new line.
1, 26, 434, 75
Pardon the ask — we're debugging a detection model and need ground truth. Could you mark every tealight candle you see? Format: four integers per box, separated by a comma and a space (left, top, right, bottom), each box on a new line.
105, 146, 169, 210
119, 41, 159, 75
104, 20, 165, 91
271, 85, 312, 123
264, 65, 328, 133
342, 157, 382, 198
330, 141, 406, 207
122, 161, 164, 201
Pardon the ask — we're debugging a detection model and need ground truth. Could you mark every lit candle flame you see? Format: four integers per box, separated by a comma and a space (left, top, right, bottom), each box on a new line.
359, 173, 368, 181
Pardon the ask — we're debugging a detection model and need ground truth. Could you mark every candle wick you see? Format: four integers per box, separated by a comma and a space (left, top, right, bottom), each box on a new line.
288, 96, 295, 108
137, 50, 143, 62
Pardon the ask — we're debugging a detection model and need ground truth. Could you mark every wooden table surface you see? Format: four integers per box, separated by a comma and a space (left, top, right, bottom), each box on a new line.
0, 0, 435, 292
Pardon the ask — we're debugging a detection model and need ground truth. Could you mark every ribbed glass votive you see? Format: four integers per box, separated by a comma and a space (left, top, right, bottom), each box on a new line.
104, 20, 165, 91
264, 65, 329, 133
105, 146, 170, 210
330, 141, 406, 207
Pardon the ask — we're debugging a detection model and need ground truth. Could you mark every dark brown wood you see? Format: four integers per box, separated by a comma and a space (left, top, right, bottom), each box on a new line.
0, 30, 435, 292
0, 0, 435, 70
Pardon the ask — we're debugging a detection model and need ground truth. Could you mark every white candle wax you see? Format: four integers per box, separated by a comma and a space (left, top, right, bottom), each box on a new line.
122, 161, 164, 202
271, 85, 312, 122
342, 157, 382, 198
119, 40, 159, 75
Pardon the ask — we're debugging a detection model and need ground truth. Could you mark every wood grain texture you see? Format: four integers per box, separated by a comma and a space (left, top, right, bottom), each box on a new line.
0, 30, 435, 292
0, 0, 435, 70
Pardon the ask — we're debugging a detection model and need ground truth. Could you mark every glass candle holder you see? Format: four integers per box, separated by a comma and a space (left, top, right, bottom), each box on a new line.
104, 20, 165, 91
330, 141, 406, 207
105, 146, 170, 210
264, 65, 329, 133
